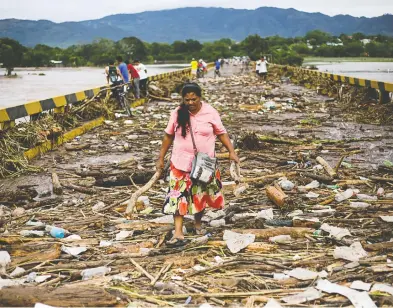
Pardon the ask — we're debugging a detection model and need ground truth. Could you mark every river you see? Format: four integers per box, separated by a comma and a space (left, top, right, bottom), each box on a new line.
303, 60, 393, 82
0, 64, 188, 108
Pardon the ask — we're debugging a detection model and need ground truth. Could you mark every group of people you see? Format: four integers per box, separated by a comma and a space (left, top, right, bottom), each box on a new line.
105, 56, 148, 99
190, 58, 225, 78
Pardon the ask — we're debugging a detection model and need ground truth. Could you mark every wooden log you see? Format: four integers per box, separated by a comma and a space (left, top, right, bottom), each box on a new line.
0, 286, 118, 307
231, 227, 313, 240
62, 183, 97, 195
242, 172, 297, 184
316, 156, 337, 178
208, 241, 277, 253
370, 176, 393, 183
126, 170, 162, 214
51, 172, 63, 195
64, 143, 91, 151
364, 241, 393, 252
301, 172, 333, 183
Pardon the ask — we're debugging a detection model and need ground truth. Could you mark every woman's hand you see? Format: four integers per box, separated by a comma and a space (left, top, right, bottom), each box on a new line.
156, 158, 165, 171
229, 151, 240, 164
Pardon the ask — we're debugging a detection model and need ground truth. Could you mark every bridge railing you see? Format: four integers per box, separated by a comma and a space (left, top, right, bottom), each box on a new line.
273, 64, 393, 103
0, 67, 192, 129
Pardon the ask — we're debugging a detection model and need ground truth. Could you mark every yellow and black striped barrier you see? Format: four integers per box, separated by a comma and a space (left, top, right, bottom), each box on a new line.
275, 64, 393, 103
0, 66, 192, 129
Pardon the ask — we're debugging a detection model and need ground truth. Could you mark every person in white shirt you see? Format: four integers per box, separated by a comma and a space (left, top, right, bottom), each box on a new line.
134, 60, 148, 97
257, 56, 269, 81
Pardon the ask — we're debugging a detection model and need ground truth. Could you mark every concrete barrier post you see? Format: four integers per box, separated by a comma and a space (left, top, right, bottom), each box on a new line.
379, 90, 391, 104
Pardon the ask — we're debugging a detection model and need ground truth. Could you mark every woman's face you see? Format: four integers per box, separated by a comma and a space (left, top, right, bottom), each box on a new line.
183, 92, 201, 113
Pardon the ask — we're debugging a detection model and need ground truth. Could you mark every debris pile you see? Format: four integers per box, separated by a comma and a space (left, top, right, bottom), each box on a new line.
1, 66, 393, 307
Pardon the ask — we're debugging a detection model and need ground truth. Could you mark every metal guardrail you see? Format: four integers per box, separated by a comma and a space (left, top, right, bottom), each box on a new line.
274, 64, 393, 103
0, 67, 192, 128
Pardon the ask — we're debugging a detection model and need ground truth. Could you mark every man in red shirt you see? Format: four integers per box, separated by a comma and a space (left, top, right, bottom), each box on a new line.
126, 60, 140, 99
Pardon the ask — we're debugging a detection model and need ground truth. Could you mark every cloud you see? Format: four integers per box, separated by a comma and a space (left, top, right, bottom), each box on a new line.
0, 0, 391, 22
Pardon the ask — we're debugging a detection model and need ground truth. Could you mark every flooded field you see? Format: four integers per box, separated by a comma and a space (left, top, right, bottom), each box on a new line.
0, 64, 188, 108
303, 60, 393, 82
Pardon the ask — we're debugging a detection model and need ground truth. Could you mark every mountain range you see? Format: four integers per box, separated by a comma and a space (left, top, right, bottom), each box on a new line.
1, 7, 392, 47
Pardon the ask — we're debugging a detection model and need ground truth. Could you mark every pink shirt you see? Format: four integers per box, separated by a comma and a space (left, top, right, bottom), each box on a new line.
165, 102, 227, 172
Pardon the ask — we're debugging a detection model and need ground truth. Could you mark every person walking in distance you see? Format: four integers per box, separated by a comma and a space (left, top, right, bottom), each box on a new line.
116, 56, 129, 84
105, 60, 121, 85
190, 58, 198, 77
214, 59, 221, 78
156, 83, 239, 247
134, 60, 148, 97
126, 60, 140, 99
257, 56, 269, 81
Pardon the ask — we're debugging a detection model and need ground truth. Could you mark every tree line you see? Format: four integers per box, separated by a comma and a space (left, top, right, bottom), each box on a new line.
1, 30, 393, 75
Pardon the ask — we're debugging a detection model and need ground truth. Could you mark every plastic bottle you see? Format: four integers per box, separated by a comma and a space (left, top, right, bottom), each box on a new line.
46, 226, 66, 239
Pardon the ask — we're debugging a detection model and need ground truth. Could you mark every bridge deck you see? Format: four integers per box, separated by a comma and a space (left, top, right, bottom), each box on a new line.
1, 65, 393, 307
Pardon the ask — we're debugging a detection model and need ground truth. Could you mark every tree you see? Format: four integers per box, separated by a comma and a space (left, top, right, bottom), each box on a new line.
343, 42, 364, 56
305, 30, 332, 46
352, 32, 366, 41
0, 38, 26, 75
185, 39, 202, 53
240, 35, 268, 60
291, 43, 311, 55
117, 37, 147, 62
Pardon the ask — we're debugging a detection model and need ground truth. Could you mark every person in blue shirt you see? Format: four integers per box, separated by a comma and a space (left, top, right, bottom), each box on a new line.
214, 59, 221, 78
116, 56, 130, 84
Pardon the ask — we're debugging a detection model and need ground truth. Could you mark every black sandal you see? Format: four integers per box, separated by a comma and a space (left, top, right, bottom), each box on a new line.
166, 238, 189, 247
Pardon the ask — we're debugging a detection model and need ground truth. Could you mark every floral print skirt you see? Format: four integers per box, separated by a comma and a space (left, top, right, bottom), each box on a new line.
162, 163, 225, 216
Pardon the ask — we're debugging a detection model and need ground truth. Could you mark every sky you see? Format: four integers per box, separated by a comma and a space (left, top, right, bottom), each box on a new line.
0, 0, 392, 22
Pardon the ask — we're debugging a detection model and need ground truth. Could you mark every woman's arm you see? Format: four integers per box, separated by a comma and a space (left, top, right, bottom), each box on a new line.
156, 133, 175, 170
217, 133, 240, 163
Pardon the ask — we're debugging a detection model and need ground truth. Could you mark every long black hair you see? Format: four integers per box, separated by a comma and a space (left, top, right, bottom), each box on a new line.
178, 83, 202, 137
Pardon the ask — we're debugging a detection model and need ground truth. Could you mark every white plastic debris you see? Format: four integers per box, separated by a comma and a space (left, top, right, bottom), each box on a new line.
350, 202, 370, 209
223, 230, 255, 253
316, 279, 377, 308
12, 207, 25, 217
320, 223, 351, 240
210, 219, 226, 227
377, 187, 385, 197
284, 268, 327, 281
61, 246, 87, 256
287, 209, 303, 217
10, 266, 25, 277
116, 230, 134, 241
100, 240, 113, 247
333, 242, 368, 262
273, 273, 290, 280
269, 235, 292, 244
63, 234, 82, 241
92, 201, 106, 211
0, 277, 25, 289
81, 266, 111, 280
356, 194, 377, 201
385, 193, 393, 199
257, 208, 274, 220
371, 283, 393, 295
20, 230, 45, 237
264, 299, 283, 308
149, 215, 174, 224
35, 275, 52, 283
335, 189, 354, 202
0, 251, 11, 274
278, 178, 295, 191
305, 180, 320, 189
305, 192, 320, 199
281, 287, 323, 305
380, 216, 393, 222
350, 280, 371, 291
34, 303, 57, 308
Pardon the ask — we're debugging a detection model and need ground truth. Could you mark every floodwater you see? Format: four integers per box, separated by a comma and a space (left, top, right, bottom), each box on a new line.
303, 61, 393, 82
0, 64, 188, 108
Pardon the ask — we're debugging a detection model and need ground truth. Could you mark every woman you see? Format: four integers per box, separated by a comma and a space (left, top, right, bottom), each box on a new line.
156, 83, 239, 246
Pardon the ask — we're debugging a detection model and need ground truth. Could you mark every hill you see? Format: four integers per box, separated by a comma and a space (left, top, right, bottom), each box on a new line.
0, 7, 392, 47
